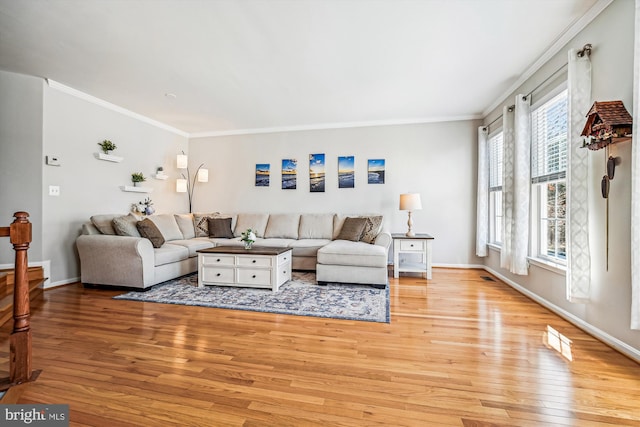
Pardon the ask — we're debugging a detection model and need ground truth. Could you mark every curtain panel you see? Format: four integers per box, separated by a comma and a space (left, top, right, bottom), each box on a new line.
476, 126, 489, 257
511, 95, 531, 275
630, 0, 640, 329
500, 106, 515, 271
566, 48, 592, 303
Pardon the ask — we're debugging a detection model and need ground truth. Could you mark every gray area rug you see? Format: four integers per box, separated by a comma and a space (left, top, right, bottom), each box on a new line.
114, 272, 389, 323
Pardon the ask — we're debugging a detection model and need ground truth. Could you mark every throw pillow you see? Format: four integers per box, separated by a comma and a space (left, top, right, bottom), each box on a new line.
193, 212, 219, 237
208, 217, 234, 238
336, 217, 367, 242
136, 218, 165, 248
360, 215, 383, 244
112, 213, 141, 237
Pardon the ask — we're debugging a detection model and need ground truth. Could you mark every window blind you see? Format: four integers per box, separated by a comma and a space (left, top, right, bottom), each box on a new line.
489, 132, 503, 190
531, 90, 568, 183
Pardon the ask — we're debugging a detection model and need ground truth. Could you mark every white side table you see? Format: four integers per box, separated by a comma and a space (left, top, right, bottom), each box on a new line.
392, 233, 434, 280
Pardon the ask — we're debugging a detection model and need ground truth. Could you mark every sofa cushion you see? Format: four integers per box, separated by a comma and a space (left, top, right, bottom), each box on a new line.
360, 215, 383, 244
112, 213, 141, 237
264, 213, 300, 239
149, 214, 183, 241
91, 214, 120, 235
168, 239, 214, 257
208, 217, 234, 238
336, 217, 367, 241
193, 212, 219, 237
174, 214, 195, 239
288, 239, 332, 257
154, 243, 189, 266
137, 218, 165, 248
298, 214, 334, 239
234, 213, 270, 238
317, 240, 387, 268
252, 238, 295, 248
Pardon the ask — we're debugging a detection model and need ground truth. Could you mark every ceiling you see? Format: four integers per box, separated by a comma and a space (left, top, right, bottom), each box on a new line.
0, 0, 604, 136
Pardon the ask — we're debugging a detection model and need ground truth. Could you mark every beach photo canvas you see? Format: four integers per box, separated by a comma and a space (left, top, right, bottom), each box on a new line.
338, 156, 355, 188
255, 163, 270, 187
282, 159, 297, 189
309, 153, 326, 192
368, 159, 385, 184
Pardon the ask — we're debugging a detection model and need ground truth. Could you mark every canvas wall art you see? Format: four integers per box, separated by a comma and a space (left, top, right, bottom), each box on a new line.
309, 153, 325, 192
282, 159, 297, 189
338, 156, 355, 188
255, 163, 270, 187
368, 159, 385, 184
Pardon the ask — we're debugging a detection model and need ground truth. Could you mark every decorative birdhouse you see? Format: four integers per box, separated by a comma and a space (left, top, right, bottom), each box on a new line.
581, 100, 632, 150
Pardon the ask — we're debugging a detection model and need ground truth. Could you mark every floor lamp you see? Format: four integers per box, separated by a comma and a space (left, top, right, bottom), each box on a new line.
176, 152, 208, 213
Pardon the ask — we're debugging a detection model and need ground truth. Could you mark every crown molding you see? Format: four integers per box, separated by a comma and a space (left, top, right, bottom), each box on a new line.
189, 114, 482, 139
482, 0, 614, 118
46, 79, 189, 137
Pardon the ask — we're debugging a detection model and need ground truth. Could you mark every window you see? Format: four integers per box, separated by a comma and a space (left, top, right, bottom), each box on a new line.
488, 131, 503, 245
531, 89, 568, 262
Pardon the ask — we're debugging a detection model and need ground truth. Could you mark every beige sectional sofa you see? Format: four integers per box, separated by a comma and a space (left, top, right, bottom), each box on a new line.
76, 212, 391, 289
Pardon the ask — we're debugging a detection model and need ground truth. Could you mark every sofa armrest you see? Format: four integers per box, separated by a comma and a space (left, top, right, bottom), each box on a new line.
76, 234, 155, 288
374, 231, 392, 253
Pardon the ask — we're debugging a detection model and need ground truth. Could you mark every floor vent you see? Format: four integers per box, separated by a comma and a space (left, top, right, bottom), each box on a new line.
480, 276, 495, 282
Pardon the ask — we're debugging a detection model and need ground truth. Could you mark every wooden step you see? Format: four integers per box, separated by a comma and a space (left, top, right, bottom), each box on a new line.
0, 267, 45, 327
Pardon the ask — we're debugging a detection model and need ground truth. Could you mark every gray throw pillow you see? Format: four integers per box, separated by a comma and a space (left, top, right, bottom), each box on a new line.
208, 217, 234, 238
136, 218, 165, 248
360, 215, 383, 244
112, 214, 141, 237
336, 217, 367, 242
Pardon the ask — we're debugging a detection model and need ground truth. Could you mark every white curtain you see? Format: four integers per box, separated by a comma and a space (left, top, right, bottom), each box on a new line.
476, 126, 489, 257
500, 106, 515, 270
630, 0, 640, 329
500, 96, 530, 275
512, 94, 531, 274
566, 48, 592, 303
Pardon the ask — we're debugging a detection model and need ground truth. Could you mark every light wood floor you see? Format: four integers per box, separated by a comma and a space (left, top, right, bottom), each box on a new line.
1, 268, 639, 426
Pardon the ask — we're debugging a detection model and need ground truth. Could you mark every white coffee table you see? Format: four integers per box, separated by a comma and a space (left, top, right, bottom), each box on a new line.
197, 246, 292, 292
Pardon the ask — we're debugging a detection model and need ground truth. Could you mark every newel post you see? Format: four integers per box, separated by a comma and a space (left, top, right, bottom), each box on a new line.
9, 211, 33, 384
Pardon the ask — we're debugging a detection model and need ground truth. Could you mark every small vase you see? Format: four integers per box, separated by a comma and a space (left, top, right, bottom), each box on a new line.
244, 241, 253, 250
133, 182, 140, 187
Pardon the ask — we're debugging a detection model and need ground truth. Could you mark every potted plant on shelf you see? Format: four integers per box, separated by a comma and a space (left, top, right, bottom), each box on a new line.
98, 140, 117, 154
131, 172, 146, 187
241, 228, 256, 250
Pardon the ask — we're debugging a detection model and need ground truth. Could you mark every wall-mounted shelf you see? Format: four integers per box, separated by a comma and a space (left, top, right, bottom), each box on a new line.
95, 152, 123, 162
155, 173, 168, 180
120, 185, 153, 193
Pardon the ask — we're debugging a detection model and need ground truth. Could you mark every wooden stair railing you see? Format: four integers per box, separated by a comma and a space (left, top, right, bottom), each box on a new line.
0, 212, 39, 390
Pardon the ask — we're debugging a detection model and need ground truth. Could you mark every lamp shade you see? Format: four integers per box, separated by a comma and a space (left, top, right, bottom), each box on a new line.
399, 193, 422, 211
176, 178, 187, 193
177, 154, 188, 169
197, 168, 209, 182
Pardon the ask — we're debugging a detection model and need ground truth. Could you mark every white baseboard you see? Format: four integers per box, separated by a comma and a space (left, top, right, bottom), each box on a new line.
433, 263, 486, 269
483, 265, 640, 364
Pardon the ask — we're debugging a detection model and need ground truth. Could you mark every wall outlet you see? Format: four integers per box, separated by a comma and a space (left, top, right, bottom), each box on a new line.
46, 155, 61, 166
49, 185, 60, 196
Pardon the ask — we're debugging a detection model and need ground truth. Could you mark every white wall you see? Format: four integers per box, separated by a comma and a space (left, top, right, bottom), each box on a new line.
189, 120, 483, 267
0, 70, 44, 264
41, 84, 189, 285
483, 0, 639, 357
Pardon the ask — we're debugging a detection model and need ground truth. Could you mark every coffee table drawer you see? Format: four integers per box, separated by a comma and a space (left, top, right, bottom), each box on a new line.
201, 267, 234, 283
237, 269, 271, 286
201, 254, 235, 266
237, 256, 272, 267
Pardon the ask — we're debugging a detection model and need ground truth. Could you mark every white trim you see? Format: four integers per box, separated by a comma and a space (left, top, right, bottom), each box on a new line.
527, 257, 566, 276
45, 277, 79, 289
432, 263, 486, 269
189, 114, 482, 138
483, 265, 640, 364
46, 79, 189, 137
482, 0, 614, 118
